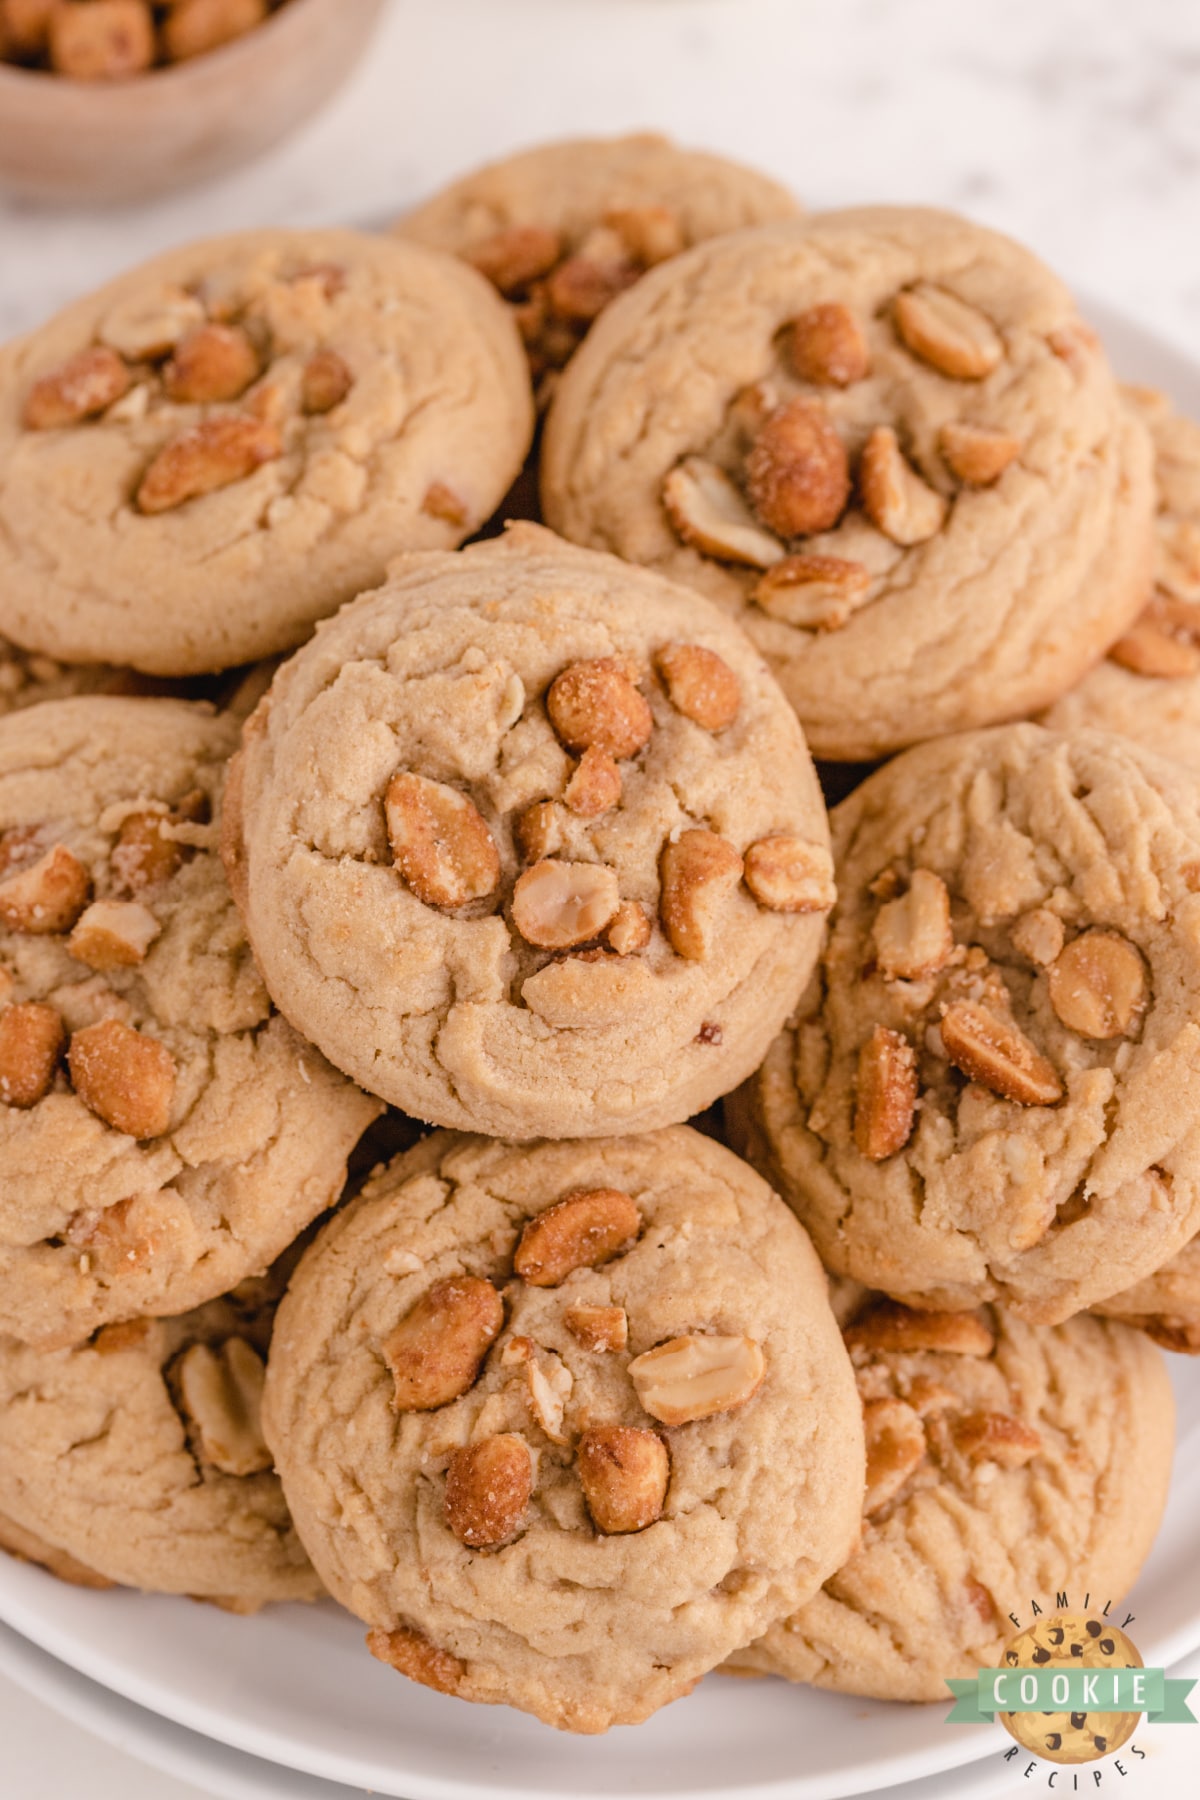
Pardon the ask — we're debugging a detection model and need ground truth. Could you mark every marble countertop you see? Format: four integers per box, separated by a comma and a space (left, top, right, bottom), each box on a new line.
2, 0, 1200, 359
2, 2, 1200, 1796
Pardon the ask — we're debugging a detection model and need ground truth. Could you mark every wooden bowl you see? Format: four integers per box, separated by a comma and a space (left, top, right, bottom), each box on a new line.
0, 0, 387, 205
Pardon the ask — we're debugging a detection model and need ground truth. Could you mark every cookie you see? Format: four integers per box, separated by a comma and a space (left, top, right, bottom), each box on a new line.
1001, 1614, 1141, 1764
223, 524, 834, 1138
397, 133, 798, 402
0, 1266, 320, 1608
262, 1126, 864, 1733
1094, 1236, 1200, 1353
0, 229, 533, 676
1041, 388, 1200, 769
0, 696, 380, 1347
725, 1295, 1172, 1701
541, 206, 1154, 760
727, 722, 1200, 1323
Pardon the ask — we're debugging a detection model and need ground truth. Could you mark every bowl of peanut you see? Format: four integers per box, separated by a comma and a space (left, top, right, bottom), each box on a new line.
0, 0, 386, 204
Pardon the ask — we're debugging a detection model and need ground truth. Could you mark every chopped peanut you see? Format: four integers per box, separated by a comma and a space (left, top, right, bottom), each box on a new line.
0, 843, 91, 934
845, 1300, 995, 1358
939, 1001, 1063, 1105
0, 1002, 65, 1107
366, 1625, 466, 1696
514, 1188, 640, 1287
22, 347, 130, 431
854, 1025, 918, 1160
565, 1303, 628, 1353
68, 1018, 177, 1138
564, 746, 622, 817
743, 837, 835, 913
872, 869, 953, 979
659, 829, 743, 960
606, 900, 651, 956
385, 772, 499, 910
68, 899, 161, 970
752, 554, 873, 630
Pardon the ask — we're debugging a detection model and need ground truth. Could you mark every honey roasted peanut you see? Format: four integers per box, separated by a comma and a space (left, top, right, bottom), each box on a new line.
163, 324, 259, 404
1047, 929, 1147, 1039
787, 302, 871, 388
176, 1337, 272, 1477
854, 1025, 918, 1161
860, 426, 947, 546
939, 421, 1021, 486
443, 1433, 533, 1548
0, 1001, 66, 1107
68, 898, 161, 970
577, 1425, 669, 1534
468, 225, 563, 296
752, 554, 873, 630
743, 837, 835, 913
385, 772, 500, 910
659, 829, 743, 960
872, 869, 953, 980
655, 643, 741, 732
662, 457, 785, 569
628, 1333, 765, 1426
893, 284, 1004, 380
745, 397, 850, 539
22, 346, 131, 430
862, 1396, 927, 1515
67, 1018, 177, 1138
511, 859, 619, 949
0, 843, 91, 934
845, 1301, 996, 1359
606, 900, 651, 956
384, 1276, 504, 1412
301, 348, 354, 415
564, 746, 622, 818
136, 415, 282, 514
564, 1302, 629, 1353
366, 1624, 466, 1696
514, 1188, 641, 1287
939, 1001, 1064, 1106
546, 659, 652, 759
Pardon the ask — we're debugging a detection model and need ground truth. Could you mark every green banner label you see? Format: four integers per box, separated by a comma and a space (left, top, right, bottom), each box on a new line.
945, 1668, 1197, 1724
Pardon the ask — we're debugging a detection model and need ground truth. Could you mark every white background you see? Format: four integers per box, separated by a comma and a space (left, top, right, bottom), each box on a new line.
3, 0, 1200, 1794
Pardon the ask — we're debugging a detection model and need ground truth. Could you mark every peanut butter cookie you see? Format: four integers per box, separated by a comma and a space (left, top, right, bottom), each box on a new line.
0, 1262, 319, 1608
542, 207, 1154, 759
725, 1292, 1172, 1700
396, 133, 798, 405
0, 696, 380, 1348
224, 525, 833, 1138
1042, 387, 1200, 769
262, 1126, 864, 1733
0, 229, 532, 676
727, 723, 1200, 1322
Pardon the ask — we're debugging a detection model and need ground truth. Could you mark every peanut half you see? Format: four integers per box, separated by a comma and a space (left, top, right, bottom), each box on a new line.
658, 829, 743, 960
511, 859, 619, 949
384, 1275, 504, 1412
1047, 929, 1147, 1040
443, 1433, 532, 1548
163, 324, 259, 405
860, 426, 947, 546
629, 1333, 765, 1426
854, 1025, 918, 1161
301, 349, 353, 416
67, 1018, 177, 1139
939, 1001, 1063, 1106
893, 284, 1004, 380
662, 457, 785, 569
577, 1425, 669, 1534
176, 1337, 271, 1477
939, 421, 1021, 486
752, 554, 873, 631
845, 1300, 995, 1359
655, 643, 741, 732
514, 1188, 641, 1287
385, 772, 500, 910
743, 837, 836, 913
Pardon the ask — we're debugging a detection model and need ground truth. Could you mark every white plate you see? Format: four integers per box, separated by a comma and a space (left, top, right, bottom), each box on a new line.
1, 301, 1198, 1800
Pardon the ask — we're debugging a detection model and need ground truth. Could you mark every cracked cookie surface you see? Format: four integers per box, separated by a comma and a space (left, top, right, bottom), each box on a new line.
0, 228, 533, 676
0, 696, 380, 1348
725, 1290, 1171, 1700
1042, 387, 1200, 769
727, 722, 1200, 1322
224, 524, 833, 1138
262, 1125, 864, 1733
396, 133, 798, 404
541, 206, 1154, 760
0, 1260, 320, 1608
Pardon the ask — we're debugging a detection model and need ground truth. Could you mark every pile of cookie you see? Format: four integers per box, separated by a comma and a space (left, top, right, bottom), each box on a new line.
0, 132, 1194, 1739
